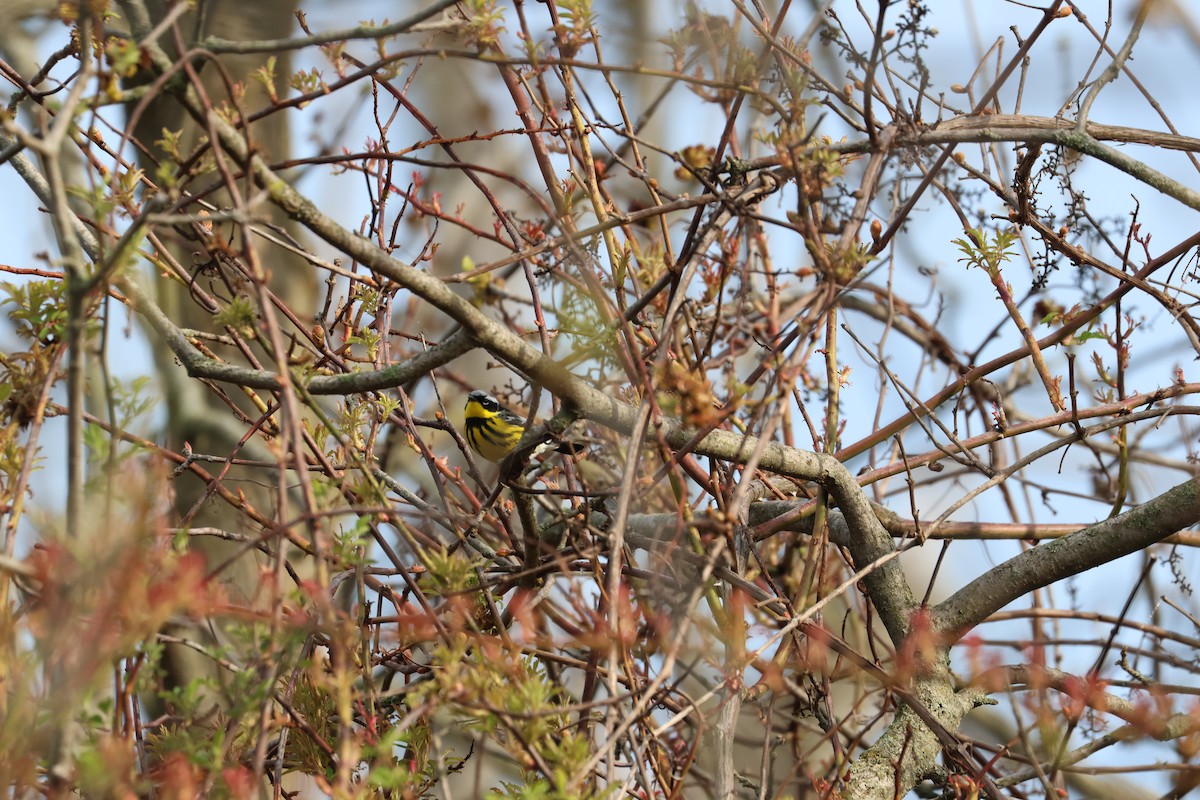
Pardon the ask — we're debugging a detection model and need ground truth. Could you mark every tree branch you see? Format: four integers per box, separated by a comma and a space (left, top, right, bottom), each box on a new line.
933, 476, 1200, 639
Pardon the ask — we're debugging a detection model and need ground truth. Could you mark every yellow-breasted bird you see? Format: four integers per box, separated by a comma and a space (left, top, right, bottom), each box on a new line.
463, 390, 580, 463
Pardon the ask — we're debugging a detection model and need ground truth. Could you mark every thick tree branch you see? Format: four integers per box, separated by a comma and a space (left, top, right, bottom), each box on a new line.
933, 476, 1200, 639
198, 0, 460, 54
928, 113, 1200, 154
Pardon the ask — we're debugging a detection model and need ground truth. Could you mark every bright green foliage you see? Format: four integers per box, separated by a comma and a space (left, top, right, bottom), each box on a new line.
1, 279, 70, 345
953, 227, 1019, 278
461, 0, 506, 49
251, 55, 280, 104
423, 547, 479, 598
212, 295, 258, 337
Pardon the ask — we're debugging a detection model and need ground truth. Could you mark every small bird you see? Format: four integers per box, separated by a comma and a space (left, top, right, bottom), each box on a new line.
463, 390, 579, 463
